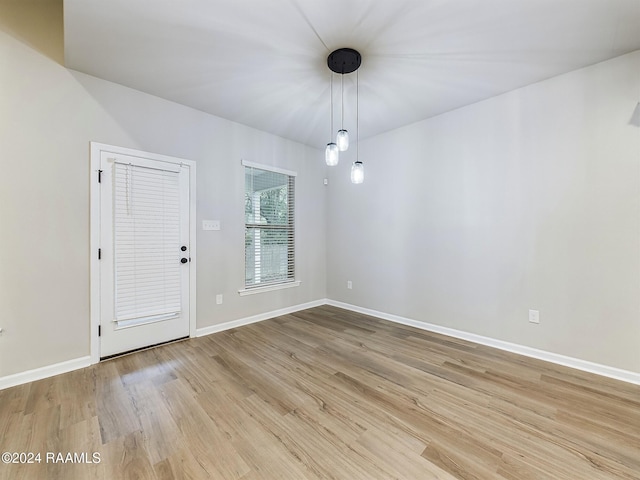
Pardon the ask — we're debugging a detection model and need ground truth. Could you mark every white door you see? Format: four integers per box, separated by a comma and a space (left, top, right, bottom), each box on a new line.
99, 152, 191, 358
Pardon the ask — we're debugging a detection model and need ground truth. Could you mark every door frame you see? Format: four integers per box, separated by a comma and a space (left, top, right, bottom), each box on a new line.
89, 142, 197, 364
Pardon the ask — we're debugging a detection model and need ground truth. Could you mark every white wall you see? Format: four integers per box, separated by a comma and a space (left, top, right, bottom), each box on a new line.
0, 5, 326, 378
327, 51, 640, 373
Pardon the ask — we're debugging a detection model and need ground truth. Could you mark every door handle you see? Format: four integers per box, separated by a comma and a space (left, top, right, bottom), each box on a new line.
181, 246, 187, 251
180, 258, 188, 264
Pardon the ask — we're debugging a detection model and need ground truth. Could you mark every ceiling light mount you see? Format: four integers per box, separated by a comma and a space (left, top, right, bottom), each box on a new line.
327, 48, 361, 74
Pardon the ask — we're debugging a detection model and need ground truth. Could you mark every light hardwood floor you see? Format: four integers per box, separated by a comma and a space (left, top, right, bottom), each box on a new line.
1, 305, 639, 479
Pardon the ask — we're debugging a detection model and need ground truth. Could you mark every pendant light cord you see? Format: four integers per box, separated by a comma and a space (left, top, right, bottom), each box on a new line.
330, 72, 333, 137
341, 72, 344, 129
356, 69, 359, 161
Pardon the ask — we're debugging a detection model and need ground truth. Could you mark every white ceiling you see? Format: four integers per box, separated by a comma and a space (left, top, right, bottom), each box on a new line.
63, 0, 640, 148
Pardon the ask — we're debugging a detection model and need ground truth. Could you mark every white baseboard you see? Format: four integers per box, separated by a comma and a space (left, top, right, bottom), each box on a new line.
326, 300, 640, 386
0, 356, 92, 391
196, 299, 327, 338
4, 299, 637, 390
1, 300, 326, 391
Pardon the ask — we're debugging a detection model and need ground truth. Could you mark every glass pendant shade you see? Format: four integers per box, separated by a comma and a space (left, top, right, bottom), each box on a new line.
336, 129, 349, 151
351, 161, 364, 184
325, 143, 339, 166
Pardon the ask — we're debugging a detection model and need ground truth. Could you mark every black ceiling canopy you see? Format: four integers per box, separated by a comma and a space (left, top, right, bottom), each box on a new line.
327, 48, 361, 74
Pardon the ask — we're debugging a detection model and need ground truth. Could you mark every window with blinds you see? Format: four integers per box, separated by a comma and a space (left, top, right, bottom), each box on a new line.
113, 163, 182, 324
244, 164, 295, 288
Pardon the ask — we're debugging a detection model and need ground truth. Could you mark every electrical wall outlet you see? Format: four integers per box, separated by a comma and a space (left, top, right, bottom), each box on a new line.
529, 309, 540, 324
347, 281, 352, 289
216, 294, 223, 305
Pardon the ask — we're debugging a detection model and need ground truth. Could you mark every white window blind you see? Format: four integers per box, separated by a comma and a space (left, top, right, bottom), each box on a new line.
244, 164, 295, 288
113, 163, 182, 323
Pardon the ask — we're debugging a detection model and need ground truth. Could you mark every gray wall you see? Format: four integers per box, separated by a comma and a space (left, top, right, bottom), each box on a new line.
1, 0, 638, 380
327, 51, 640, 373
0, 4, 327, 378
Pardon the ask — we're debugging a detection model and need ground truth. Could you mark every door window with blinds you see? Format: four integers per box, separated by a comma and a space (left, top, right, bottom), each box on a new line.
244, 162, 296, 289
113, 162, 182, 326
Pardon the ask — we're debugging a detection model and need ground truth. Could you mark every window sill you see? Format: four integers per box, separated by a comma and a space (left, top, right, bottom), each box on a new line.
238, 280, 301, 296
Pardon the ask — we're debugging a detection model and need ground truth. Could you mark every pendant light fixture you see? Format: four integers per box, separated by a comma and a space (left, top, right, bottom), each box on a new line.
325, 72, 339, 166
336, 73, 349, 151
327, 48, 363, 182
350, 68, 364, 184
351, 160, 364, 184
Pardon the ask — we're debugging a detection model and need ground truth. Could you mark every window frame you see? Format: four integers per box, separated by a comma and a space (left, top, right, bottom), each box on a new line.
239, 160, 299, 295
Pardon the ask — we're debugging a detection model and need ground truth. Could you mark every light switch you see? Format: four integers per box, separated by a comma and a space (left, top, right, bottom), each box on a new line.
203, 220, 221, 231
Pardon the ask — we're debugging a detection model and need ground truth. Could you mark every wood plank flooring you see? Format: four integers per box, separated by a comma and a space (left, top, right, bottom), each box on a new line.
1, 305, 639, 479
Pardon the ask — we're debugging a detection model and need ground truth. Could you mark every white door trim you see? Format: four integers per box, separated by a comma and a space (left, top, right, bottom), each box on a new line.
89, 142, 197, 364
